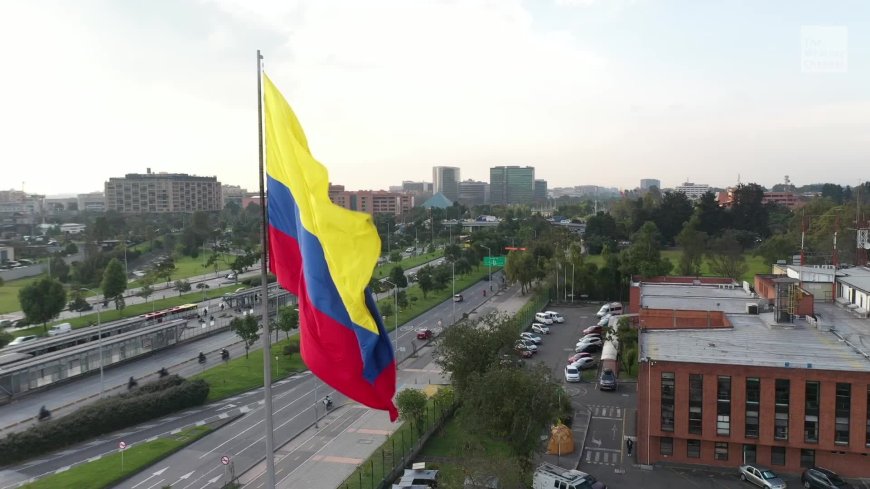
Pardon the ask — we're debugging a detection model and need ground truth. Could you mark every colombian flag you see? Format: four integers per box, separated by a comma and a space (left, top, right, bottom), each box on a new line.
263, 74, 398, 421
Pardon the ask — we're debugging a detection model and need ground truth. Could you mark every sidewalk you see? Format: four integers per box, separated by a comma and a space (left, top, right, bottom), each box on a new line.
240, 282, 535, 489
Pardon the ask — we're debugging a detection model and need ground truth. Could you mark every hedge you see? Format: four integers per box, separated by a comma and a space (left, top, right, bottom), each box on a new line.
0, 375, 209, 465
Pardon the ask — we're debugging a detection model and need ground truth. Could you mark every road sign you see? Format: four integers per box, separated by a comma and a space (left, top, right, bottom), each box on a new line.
221, 455, 230, 465
483, 256, 506, 267
118, 441, 127, 450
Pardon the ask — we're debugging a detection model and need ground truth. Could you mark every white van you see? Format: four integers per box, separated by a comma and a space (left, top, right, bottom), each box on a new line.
533, 462, 605, 489
48, 322, 72, 336
596, 302, 623, 317
544, 311, 564, 323
534, 312, 553, 325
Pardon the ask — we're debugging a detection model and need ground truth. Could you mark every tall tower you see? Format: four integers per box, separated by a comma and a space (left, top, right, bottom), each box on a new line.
432, 166, 460, 201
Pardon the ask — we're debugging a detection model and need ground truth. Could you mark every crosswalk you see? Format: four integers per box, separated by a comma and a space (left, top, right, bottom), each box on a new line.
584, 448, 622, 465
588, 404, 622, 419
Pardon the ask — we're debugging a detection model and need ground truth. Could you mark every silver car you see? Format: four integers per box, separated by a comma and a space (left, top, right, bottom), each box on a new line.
739, 465, 786, 489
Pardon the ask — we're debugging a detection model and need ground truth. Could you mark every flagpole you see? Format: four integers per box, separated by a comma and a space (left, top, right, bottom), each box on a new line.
256, 49, 278, 489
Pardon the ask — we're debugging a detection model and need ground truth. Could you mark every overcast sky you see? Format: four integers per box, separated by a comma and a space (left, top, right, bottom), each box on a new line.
1, 0, 868, 196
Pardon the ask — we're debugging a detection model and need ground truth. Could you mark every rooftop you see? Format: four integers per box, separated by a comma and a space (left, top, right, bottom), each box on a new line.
639, 283, 760, 314
642, 307, 870, 372
836, 266, 870, 293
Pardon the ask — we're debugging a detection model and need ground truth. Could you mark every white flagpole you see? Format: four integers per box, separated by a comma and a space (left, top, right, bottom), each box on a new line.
256, 49, 278, 489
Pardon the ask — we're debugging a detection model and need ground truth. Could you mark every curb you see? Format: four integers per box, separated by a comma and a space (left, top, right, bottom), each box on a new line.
574, 405, 594, 470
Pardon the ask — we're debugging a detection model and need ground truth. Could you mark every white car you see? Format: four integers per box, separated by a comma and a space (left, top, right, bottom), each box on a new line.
544, 311, 564, 323
518, 339, 538, 352
531, 323, 550, 335
520, 332, 542, 344
575, 337, 603, 349
597, 314, 612, 327
534, 312, 553, 325
7, 335, 38, 347
564, 366, 581, 383
570, 356, 598, 370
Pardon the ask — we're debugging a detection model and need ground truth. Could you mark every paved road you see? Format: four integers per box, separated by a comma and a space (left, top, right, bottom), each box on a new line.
1, 273, 503, 488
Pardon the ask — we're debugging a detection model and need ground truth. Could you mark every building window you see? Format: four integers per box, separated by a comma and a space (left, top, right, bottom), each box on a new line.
800, 449, 815, 468
770, 446, 786, 466
689, 374, 703, 435
687, 439, 700, 458
714, 442, 728, 461
660, 437, 673, 456
743, 444, 757, 464
835, 383, 851, 445
717, 376, 731, 436
661, 372, 675, 432
745, 378, 760, 438
866, 386, 870, 447
805, 381, 820, 443
774, 379, 790, 440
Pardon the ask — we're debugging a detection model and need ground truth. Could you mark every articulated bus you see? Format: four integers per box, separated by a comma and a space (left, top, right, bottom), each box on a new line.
141, 303, 198, 323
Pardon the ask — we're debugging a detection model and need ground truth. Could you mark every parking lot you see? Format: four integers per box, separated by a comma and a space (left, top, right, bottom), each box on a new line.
523, 303, 870, 489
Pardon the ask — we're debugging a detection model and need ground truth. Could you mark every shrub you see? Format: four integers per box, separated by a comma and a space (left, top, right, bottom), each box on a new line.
0, 376, 209, 465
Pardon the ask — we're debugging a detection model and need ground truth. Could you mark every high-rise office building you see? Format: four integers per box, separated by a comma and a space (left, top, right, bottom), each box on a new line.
432, 167, 460, 201
458, 180, 489, 206
674, 182, 711, 200
489, 166, 535, 205
104, 169, 222, 213
533, 179, 548, 204
640, 179, 661, 192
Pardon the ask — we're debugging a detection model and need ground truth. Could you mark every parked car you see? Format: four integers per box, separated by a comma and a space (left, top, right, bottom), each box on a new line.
7, 335, 38, 347
597, 314, 612, 327
575, 337, 603, 349
575, 342, 602, 354
599, 369, 617, 391
531, 323, 550, 335
801, 467, 853, 489
415, 328, 433, 340
517, 339, 538, 353
564, 365, 581, 383
534, 312, 553, 324
568, 352, 592, 363
543, 311, 564, 323
514, 342, 534, 357
596, 302, 623, 317
583, 325, 603, 335
570, 356, 598, 370
453, 294, 464, 303
579, 333, 602, 343
739, 465, 786, 489
520, 332, 542, 344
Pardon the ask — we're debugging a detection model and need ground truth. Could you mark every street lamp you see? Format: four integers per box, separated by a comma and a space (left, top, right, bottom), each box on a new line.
641, 356, 653, 466
481, 245, 492, 291
382, 279, 399, 362
80, 288, 104, 397
571, 262, 576, 304
451, 261, 455, 324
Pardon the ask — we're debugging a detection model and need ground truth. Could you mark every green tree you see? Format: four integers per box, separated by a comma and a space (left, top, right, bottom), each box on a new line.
276, 306, 299, 341
156, 257, 176, 283
654, 191, 694, 245
0, 330, 13, 348
396, 290, 409, 310
675, 216, 708, 276
63, 241, 78, 255
504, 251, 536, 294
100, 258, 127, 311
707, 230, 748, 280
230, 315, 260, 359
395, 388, 428, 435
174, 280, 191, 294
137, 284, 154, 303
19, 277, 67, 334
755, 234, 796, 266
618, 222, 672, 279
416, 265, 435, 298
49, 255, 70, 283
388, 266, 408, 289
729, 183, 769, 237
389, 251, 401, 263
694, 191, 729, 237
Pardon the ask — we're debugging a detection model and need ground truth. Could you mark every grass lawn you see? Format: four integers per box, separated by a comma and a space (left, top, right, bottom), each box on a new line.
22, 425, 211, 489
585, 249, 769, 282
12, 284, 240, 338
372, 250, 442, 279
192, 336, 307, 402
0, 276, 42, 315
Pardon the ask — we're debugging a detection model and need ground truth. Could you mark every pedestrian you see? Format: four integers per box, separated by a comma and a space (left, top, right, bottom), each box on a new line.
626, 438, 634, 456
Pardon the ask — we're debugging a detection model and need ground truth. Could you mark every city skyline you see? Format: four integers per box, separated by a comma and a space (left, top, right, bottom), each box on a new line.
2, 1, 868, 196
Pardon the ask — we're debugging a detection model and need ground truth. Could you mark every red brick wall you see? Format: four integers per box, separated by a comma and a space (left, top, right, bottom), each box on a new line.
638, 360, 870, 477
638, 309, 731, 329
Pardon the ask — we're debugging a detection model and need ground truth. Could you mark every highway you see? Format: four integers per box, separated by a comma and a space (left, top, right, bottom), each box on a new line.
0, 272, 503, 488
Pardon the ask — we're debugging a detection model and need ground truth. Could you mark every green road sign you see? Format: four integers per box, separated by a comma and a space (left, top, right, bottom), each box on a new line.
483, 256, 506, 267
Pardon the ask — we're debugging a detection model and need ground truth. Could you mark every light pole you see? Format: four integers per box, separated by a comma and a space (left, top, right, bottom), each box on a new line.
451, 261, 455, 324
382, 279, 399, 362
571, 263, 575, 304
642, 356, 653, 466
81, 288, 104, 397
481, 245, 492, 291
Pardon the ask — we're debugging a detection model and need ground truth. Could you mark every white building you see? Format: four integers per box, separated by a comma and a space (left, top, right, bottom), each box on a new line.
674, 182, 710, 200
835, 266, 870, 316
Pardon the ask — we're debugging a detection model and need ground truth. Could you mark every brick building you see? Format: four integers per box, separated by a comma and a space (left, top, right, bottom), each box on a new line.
327, 185, 414, 217
633, 277, 870, 478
